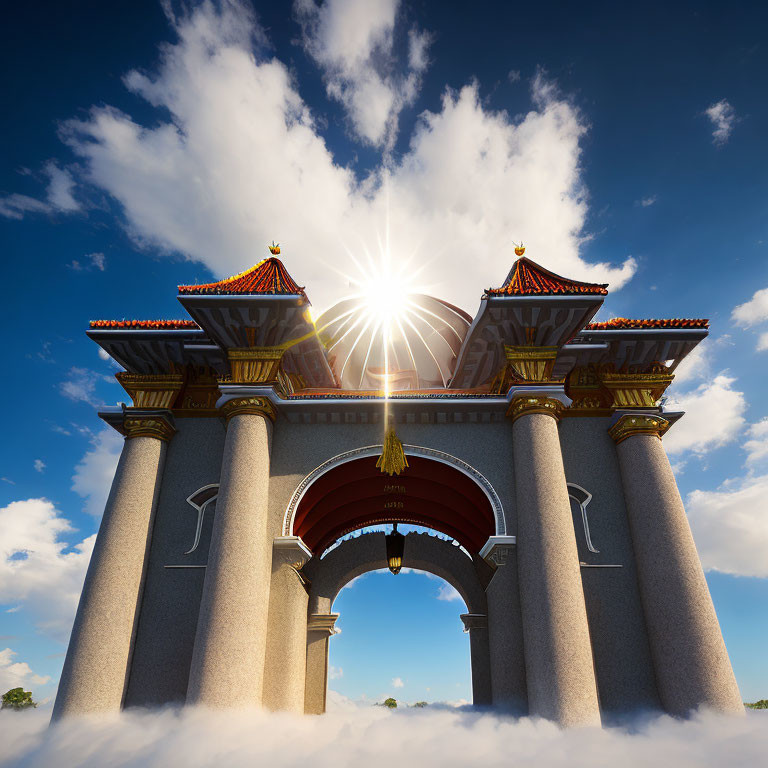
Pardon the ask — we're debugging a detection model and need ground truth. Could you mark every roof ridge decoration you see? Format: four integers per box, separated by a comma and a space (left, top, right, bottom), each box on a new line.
178, 255, 306, 297
89, 320, 201, 330
585, 318, 709, 330
486, 256, 609, 297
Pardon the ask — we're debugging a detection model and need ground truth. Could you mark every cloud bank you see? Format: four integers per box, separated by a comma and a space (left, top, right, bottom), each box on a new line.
57, 0, 634, 314
0, 499, 94, 642
1, 707, 766, 768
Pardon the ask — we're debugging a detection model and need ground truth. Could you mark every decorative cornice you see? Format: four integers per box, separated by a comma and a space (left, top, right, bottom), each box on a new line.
307, 613, 339, 635
479, 535, 517, 567
460, 613, 488, 631
123, 415, 176, 442
273, 536, 313, 570
608, 414, 670, 444
507, 395, 564, 423
565, 363, 675, 411
220, 395, 276, 422
116, 372, 184, 409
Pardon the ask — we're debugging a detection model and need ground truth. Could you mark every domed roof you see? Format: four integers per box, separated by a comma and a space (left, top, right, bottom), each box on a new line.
316, 294, 471, 391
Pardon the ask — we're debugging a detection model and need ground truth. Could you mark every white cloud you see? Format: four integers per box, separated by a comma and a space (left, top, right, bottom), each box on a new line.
705, 99, 736, 146
0, 648, 51, 692
60, 367, 115, 407
0, 162, 80, 220
732, 287, 768, 350
686, 474, 768, 578
44, 161, 80, 212
71, 426, 123, 518
435, 583, 461, 602
391, 676, 404, 688
664, 375, 746, 456
637, 195, 657, 207
0, 498, 94, 642
732, 287, 768, 327
296, 0, 427, 148
59, 1, 634, 316
33, 460, 46, 474
3, 707, 768, 767
508, 69, 521, 83
89, 252, 106, 271
669, 341, 709, 387
329, 665, 343, 680
744, 418, 768, 467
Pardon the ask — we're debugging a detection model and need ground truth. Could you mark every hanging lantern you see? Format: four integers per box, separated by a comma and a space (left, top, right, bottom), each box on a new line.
377, 429, 409, 476
386, 523, 405, 575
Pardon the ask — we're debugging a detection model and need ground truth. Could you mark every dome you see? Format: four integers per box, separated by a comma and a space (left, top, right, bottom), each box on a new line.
316, 294, 471, 391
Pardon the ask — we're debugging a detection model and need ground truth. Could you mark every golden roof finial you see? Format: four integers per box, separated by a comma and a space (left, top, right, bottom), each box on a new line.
376, 428, 409, 476
268, 241, 281, 255
513, 241, 525, 257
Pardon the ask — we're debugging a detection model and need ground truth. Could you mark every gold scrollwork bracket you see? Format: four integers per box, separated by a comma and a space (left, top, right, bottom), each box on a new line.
608, 414, 670, 445
504, 345, 560, 383
507, 395, 565, 423
227, 346, 290, 385
115, 372, 185, 409
220, 396, 277, 423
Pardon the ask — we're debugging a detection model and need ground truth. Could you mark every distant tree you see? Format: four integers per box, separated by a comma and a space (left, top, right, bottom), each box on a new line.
745, 699, 768, 709
382, 697, 398, 709
1, 688, 37, 711
411, 701, 428, 708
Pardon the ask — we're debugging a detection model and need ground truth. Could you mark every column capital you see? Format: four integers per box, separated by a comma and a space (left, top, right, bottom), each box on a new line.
609, 413, 670, 444
460, 613, 488, 632
220, 395, 276, 423
115, 372, 184, 409
507, 395, 564, 423
307, 613, 339, 636
504, 345, 560, 383
100, 407, 177, 442
123, 415, 176, 442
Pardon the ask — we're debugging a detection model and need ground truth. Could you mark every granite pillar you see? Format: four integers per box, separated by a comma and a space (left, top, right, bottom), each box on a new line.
510, 395, 601, 726
262, 537, 312, 713
304, 613, 339, 715
186, 397, 275, 708
460, 614, 493, 706
610, 414, 743, 716
52, 413, 174, 720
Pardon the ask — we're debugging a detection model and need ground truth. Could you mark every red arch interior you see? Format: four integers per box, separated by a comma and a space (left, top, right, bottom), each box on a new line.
293, 455, 496, 554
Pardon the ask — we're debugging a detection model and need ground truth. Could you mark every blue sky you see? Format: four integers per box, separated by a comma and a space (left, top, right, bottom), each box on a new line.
1, 0, 768, 706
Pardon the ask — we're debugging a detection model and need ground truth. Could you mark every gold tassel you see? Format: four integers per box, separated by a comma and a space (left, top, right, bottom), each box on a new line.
376, 429, 409, 476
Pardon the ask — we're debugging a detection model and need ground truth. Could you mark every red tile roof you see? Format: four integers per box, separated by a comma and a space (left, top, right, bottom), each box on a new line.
486, 257, 609, 296
585, 318, 709, 330
178, 257, 305, 296
89, 320, 200, 330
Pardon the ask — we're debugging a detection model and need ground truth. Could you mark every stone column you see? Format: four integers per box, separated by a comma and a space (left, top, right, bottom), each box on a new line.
482, 538, 527, 713
610, 414, 744, 716
460, 614, 492, 706
304, 614, 339, 715
186, 396, 276, 708
510, 395, 601, 727
262, 537, 312, 713
52, 412, 174, 720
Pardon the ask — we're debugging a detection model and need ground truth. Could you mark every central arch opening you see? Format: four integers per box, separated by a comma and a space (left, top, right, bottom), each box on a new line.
330, 563, 473, 707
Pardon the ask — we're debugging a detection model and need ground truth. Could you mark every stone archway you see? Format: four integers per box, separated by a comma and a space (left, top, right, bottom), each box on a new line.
283, 444, 506, 555
301, 531, 494, 714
